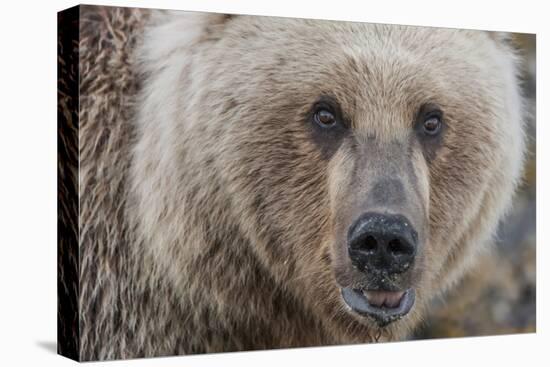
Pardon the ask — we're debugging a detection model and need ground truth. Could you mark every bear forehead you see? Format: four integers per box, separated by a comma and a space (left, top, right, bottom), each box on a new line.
223, 16, 494, 69
216, 17, 500, 103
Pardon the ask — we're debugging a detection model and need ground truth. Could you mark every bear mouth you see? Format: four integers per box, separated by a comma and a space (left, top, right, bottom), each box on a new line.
340, 287, 415, 327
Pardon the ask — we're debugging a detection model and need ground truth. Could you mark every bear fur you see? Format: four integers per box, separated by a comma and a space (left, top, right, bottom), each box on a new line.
77, 6, 526, 361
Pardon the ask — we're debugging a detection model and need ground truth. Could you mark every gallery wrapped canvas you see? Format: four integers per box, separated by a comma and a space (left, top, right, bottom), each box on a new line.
58, 5, 536, 362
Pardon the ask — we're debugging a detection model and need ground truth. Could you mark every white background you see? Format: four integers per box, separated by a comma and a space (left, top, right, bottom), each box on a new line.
0, 0, 546, 365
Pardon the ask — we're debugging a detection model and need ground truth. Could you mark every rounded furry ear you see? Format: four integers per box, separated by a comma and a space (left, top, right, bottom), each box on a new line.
201, 14, 235, 42
486, 31, 518, 51
487, 31, 513, 43
139, 11, 237, 72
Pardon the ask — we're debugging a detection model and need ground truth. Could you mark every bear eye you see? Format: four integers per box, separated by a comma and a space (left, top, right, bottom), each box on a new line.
313, 108, 337, 128
423, 115, 442, 136
416, 103, 443, 138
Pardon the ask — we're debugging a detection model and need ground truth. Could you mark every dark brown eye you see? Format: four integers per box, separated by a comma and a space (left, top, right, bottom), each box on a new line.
314, 109, 337, 127
423, 115, 442, 135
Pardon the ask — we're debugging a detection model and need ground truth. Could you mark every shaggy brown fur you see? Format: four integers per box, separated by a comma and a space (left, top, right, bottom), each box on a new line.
70, 5, 526, 361
58, 5, 80, 359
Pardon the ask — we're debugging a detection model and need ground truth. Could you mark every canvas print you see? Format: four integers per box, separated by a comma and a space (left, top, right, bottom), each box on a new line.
57, 5, 536, 361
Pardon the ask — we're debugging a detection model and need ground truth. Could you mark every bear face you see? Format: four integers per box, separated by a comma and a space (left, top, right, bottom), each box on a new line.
132, 13, 525, 344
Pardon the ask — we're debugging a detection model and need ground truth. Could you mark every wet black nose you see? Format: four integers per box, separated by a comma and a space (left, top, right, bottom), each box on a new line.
348, 213, 418, 275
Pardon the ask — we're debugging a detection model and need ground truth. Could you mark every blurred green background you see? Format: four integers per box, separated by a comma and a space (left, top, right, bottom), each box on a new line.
413, 33, 536, 339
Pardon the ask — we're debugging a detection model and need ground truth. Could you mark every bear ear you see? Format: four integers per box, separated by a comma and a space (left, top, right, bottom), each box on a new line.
139, 12, 237, 71
486, 31, 518, 51
199, 14, 236, 42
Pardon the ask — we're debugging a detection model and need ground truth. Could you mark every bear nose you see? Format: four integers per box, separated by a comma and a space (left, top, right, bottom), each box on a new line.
347, 213, 418, 275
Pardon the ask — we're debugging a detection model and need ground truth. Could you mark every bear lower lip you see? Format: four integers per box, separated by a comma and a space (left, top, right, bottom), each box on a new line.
341, 287, 415, 327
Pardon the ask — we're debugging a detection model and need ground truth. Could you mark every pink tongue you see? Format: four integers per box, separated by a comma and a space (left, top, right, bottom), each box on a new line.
364, 290, 405, 308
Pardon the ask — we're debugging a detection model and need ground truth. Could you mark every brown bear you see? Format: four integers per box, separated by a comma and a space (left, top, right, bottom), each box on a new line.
73, 6, 526, 361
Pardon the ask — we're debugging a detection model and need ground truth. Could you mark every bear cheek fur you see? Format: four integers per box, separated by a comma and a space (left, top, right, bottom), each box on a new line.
216, 99, 344, 321
417, 51, 521, 296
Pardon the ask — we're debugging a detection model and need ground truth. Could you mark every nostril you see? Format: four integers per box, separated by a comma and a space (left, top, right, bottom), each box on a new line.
388, 238, 414, 256
350, 235, 378, 253
364, 235, 377, 253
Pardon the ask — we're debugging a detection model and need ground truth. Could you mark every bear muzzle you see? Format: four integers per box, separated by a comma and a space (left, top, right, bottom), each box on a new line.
339, 212, 419, 326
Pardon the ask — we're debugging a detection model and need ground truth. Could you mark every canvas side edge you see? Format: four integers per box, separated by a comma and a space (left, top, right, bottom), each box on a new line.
57, 4, 81, 362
